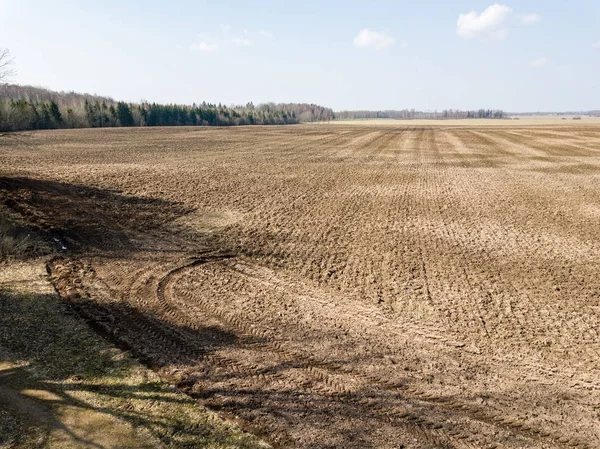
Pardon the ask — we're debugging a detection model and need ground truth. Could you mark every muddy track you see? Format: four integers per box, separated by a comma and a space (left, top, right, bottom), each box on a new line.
2, 124, 599, 448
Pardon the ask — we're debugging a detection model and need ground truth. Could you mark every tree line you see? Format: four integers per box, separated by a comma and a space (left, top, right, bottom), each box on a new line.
335, 109, 505, 120
0, 84, 335, 132
0, 83, 509, 134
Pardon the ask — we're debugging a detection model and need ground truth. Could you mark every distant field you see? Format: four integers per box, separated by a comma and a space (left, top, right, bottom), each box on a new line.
1, 124, 599, 448
330, 116, 600, 126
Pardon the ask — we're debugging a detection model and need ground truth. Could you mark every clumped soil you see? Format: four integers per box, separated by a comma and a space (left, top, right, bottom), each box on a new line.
0, 206, 54, 260
1, 124, 600, 448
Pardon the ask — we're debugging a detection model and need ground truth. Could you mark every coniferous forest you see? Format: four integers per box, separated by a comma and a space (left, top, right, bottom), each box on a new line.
0, 84, 335, 132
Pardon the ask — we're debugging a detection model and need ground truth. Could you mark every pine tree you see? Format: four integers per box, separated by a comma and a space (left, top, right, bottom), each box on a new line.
49, 101, 63, 126
117, 102, 134, 127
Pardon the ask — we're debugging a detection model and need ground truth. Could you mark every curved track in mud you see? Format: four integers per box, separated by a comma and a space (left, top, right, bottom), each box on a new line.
2, 124, 599, 448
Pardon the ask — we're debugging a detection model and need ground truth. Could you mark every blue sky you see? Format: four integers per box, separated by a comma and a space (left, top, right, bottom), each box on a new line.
0, 0, 599, 111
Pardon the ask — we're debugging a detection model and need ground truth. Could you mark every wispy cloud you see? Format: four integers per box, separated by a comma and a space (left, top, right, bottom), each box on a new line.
232, 37, 254, 46
190, 42, 218, 52
189, 26, 272, 52
457, 3, 512, 40
593, 41, 600, 49
529, 56, 547, 68
520, 13, 541, 25
353, 29, 396, 51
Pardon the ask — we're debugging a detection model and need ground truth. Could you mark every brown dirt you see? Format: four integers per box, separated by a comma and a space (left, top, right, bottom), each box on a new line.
1, 124, 599, 448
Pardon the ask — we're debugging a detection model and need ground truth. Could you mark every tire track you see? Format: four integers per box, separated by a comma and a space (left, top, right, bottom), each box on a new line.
162, 257, 570, 448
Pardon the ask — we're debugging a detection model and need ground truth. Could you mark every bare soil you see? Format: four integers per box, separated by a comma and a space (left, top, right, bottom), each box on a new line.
1, 124, 599, 448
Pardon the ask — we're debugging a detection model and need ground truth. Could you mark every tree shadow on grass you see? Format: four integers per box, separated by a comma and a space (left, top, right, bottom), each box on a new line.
0, 287, 268, 449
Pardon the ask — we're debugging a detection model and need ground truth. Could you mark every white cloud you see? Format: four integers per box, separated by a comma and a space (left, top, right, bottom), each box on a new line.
190, 42, 218, 52
232, 37, 254, 46
529, 56, 547, 67
190, 27, 268, 52
457, 3, 512, 39
354, 29, 396, 51
520, 13, 541, 25
593, 41, 600, 49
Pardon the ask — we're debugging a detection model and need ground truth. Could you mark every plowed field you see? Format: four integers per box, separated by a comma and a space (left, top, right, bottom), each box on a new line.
1, 124, 599, 448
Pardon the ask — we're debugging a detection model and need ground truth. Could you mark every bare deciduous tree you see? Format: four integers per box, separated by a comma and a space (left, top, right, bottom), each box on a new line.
0, 48, 16, 82
0, 48, 19, 139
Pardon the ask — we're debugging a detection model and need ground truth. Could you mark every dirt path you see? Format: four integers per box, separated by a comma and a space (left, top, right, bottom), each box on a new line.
1, 124, 599, 448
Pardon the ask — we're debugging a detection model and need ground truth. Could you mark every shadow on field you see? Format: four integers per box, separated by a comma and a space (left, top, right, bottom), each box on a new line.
53, 294, 477, 448
0, 287, 265, 449
40, 262, 463, 448
0, 176, 196, 254
2, 280, 414, 448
